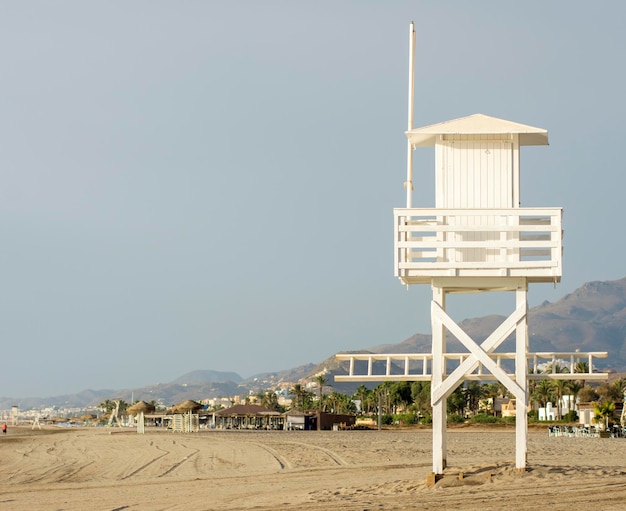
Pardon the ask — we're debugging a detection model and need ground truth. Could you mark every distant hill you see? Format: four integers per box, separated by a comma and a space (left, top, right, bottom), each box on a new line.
311, 277, 626, 389
528, 279, 626, 358
100, 380, 245, 408
170, 370, 243, 385
3, 276, 626, 410
306, 352, 378, 395
368, 276, 626, 369
248, 363, 317, 385
0, 388, 116, 411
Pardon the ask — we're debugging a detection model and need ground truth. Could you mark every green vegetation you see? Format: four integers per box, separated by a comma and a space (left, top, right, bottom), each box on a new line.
98, 399, 128, 414
448, 413, 465, 424
593, 401, 616, 430
280, 371, 626, 429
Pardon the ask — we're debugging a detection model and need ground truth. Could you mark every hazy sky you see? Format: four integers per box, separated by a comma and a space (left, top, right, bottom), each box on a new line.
2, 1, 625, 399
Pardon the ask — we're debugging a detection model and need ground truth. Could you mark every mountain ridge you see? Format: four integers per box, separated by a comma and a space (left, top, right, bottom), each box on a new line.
4, 276, 626, 409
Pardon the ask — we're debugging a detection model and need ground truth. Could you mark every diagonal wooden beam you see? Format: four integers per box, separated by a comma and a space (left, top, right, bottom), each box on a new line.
431, 303, 526, 403
432, 302, 525, 401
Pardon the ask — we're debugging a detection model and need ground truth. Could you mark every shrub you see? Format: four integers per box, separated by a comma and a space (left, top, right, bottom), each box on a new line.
419, 414, 432, 424
469, 413, 499, 424
394, 412, 417, 425
563, 410, 578, 422
381, 414, 393, 425
448, 413, 465, 424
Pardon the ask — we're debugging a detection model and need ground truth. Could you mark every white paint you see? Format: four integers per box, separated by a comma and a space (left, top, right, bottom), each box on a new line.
334, 23, 606, 478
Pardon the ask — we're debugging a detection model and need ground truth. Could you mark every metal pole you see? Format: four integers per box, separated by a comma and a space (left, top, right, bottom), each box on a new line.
405, 21, 416, 208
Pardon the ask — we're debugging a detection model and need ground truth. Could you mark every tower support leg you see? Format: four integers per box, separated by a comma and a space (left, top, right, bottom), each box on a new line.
515, 282, 529, 471
431, 285, 446, 475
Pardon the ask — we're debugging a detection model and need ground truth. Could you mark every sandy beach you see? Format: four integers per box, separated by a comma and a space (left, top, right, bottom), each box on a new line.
1, 425, 626, 510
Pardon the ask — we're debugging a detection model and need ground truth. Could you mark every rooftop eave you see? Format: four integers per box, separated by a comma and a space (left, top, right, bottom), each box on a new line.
405, 113, 549, 147
406, 131, 549, 147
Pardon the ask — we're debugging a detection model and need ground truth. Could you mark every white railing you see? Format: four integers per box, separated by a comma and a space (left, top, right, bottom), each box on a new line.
334, 351, 607, 382
394, 207, 562, 284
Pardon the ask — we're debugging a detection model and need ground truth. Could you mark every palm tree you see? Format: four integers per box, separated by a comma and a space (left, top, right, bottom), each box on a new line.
612, 378, 626, 398
315, 374, 328, 411
353, 385, 370, 414
326, 392, 341, 414
527, 369, 538, 399
532, 379, 554, 410
551, 379, 570, 420
593, 401, 615, 431
99, 400, 115, 413
463, 382, 484, 416
324, 392, 356, 415
389, 382, 412, 414
447, 386, 466, 416
483, 382, 507, 416
574, 360, 589, 372
261, 391, 280, 411
410, 381, 431, 418
375, 382, 393, 415
546, 362, 570, 375
540, 363, 569, 420
364, 389, 380, 416
340, 393, 357, 414
574, 360, 589, 386
289, 384, 305, 411
567, 380, 583, 419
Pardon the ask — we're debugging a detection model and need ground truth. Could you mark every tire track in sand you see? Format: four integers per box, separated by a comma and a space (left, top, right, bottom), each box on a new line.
250, 442, 292, 470
120, 445, 170, 480
279, 441, 349, 466
57, 461, 96, 482
158, 443, 200, 478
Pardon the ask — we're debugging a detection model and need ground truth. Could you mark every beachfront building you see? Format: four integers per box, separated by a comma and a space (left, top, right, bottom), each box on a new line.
501, 400, 517, 419
538, 403, 556, 422
335, 23, 608, 480
284, 410, 356, 431
536, 395, 577, 421
214, 404, 283, 430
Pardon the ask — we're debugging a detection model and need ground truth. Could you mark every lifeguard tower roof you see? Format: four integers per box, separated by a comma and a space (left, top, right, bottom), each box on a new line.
406, 113, 549, 147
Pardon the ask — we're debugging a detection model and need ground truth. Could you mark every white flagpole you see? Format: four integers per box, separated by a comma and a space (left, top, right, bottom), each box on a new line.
405, 21, 416, 208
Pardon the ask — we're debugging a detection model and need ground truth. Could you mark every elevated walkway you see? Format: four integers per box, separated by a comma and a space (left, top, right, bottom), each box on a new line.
335, 351, 608, 382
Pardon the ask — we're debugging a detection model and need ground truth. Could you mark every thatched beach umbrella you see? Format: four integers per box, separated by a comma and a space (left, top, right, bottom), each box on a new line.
127, 400, 156, 434
127, 400, 156, 415
173, 400, 203, 414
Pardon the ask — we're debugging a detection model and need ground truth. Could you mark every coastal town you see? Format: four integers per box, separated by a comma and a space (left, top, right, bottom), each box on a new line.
4, 366, 626, 438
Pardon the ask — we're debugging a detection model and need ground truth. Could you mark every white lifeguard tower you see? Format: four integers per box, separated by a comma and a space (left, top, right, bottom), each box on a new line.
336, 23, 607, 478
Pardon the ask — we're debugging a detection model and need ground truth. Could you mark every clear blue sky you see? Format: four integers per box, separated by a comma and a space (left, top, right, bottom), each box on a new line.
1, 1, 624, 398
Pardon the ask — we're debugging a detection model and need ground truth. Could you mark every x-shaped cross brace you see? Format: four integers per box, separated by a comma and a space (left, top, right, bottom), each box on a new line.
430, 301, 527, 405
